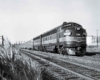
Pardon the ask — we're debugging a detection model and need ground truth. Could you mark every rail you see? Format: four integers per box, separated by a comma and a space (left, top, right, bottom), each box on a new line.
21, 49, 100, 80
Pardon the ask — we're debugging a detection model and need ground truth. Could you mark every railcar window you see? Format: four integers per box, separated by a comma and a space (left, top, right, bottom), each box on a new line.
47, 36, 49, 40
54, 33, 55, 38
59, 32, 61, 37
49, 36, 50, 40
52, 34, 53, 39
54, 34, 55, 39
51, 35, 52, 39
48, 36, 49, 40
55, 33, 56, 39
50, 35, 51, 39
49, 35, 50, 40
46, 36, 48, 40
45, 37, 46, 40
53, 34, 54, 39
52, 34, 54, 39
46, 37, 47, 40
59, 33, 62, 38
47, 36, 48, 40
50, 35, 52, 39
43, 38, 44, 41
46, 37, 48, 40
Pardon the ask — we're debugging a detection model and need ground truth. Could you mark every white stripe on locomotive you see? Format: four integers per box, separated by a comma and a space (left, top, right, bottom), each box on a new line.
34, 37, 86, 46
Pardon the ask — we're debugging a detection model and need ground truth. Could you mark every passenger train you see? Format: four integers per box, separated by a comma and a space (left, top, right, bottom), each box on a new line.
33, 22, 87, 55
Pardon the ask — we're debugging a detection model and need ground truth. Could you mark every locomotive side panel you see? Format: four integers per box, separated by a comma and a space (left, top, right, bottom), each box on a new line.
33, 22, 87, 55
41, 29, 57, 52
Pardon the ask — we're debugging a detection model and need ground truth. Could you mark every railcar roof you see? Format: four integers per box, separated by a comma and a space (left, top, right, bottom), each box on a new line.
42, 25, 61, 35
33, 25, 61, 40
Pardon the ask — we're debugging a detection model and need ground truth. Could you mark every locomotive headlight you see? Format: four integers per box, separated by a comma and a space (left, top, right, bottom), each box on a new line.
76, 27, 80, 30
64, 31, 71, 36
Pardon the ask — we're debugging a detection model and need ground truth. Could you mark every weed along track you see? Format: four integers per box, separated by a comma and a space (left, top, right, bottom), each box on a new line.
21, 49, 100, 80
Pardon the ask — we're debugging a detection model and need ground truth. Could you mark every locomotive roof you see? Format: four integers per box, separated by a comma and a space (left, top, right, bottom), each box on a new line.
33, 22, 83, 40
66, 22, 82, 27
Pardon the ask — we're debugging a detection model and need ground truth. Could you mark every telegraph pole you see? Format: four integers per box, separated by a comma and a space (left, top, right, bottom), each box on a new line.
97, 30, 98, 47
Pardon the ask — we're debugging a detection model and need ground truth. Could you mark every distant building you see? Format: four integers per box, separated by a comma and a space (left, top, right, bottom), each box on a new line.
87, 36, 100, 46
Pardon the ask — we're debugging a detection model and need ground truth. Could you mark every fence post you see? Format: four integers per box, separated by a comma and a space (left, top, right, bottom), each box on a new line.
2, 35, 4, 46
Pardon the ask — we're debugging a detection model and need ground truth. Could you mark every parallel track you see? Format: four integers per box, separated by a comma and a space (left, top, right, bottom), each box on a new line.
21, 49, 100, 80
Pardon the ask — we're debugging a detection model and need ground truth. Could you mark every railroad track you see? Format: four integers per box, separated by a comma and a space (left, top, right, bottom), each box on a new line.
20, 49, 100, 80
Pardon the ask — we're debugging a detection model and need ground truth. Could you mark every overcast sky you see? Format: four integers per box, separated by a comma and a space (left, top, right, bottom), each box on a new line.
0, 0, 100, 43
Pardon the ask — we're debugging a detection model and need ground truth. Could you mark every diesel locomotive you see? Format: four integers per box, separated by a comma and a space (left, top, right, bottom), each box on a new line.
33, 22, 87, 55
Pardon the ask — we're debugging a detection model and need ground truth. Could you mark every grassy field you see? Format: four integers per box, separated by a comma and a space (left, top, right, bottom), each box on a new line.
0, 36, 44, 80
87, 46, 100, 53
0, 45, 44, 80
